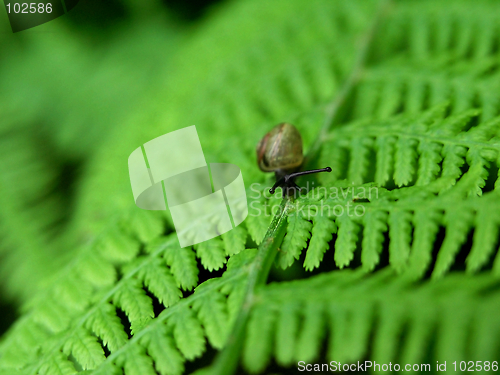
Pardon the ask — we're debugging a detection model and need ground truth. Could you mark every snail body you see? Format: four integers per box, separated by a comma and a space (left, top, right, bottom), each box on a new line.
257, 123, 332, 194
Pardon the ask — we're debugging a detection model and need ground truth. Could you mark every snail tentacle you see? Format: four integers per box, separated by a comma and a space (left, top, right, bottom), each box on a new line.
268, 167, 332, 195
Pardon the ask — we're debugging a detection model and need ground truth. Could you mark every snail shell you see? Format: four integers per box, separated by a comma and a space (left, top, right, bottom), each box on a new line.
256, 123, 304, 173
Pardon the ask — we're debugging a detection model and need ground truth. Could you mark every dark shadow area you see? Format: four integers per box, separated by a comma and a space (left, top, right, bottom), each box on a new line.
0, 299, 17, 336
63, 0, 227, 31
63, 0, 129, 30
161, 0, 226, 21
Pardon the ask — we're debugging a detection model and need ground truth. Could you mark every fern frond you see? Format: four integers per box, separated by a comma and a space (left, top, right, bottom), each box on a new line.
168, 305, 205, 361
245, 195, 274, 244
291, 105, 500, 277
388, 209, 413, 272
361, 210, 388, 271
2, 0, 500, 374
162, 241, 199, 291
294, 184, 500, 279
404, 209, 443, 280
242, 303, 275, 373
321, 104, 499, 190
277, 211, 312, 269
62, 328, 106, 370
244, 269, 500, 369
221, 225, 247, 256
303, 215, 336, 271
141, 324, 184, 375
0, 240, 253, 374
86, 303, 128, 353
333, 215, 361, 269
138, 257, 182, 307
195, 238, 227, 272
192, 281, 230, 349
466, 208, 500, 273
432, 207, 474, 279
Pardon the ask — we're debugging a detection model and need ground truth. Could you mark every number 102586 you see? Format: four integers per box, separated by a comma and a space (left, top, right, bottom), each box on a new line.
5, 3, 52, 14
453, 361, 498, 371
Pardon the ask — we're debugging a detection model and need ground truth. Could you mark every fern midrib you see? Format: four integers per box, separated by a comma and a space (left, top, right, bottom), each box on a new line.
306, 182, 499, 213
89, 273, 246, 373
12, 183, 269, 354
209, 198, 291, 375
57, 198, 290, 375
16, 236, 184, 371
328, 126, 500, 151
258, 268, 500, 303
23, 243, 250, 373
306, 0, 392, 163
19, 235, 175, 371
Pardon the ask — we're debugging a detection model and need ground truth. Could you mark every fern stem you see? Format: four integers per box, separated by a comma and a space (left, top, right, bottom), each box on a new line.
206, 4, 393, 372
305, 0, 393, 166
207, 198, 292, 375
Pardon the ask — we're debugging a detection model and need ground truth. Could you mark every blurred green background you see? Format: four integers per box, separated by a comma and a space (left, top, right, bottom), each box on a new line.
0, 0, 225, 333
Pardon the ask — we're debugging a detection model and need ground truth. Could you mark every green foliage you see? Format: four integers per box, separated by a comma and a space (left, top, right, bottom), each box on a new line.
1, 0, 500, 374
0, 3, 181, 301
310, 103, 500, 280
244, 270, 500, 372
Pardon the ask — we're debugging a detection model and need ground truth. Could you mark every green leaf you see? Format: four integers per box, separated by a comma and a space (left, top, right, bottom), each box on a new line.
138, 258, 182, 307
192, 288, 229, 349
38, 353, 76, 375
243, 304, 276, 374
361, 210, 388, 271
222, 225, 247, 256
334, 216, 360, 269
278, 211, 312, 269
112, 279, 154, 335
169, 306, 205, 361
141, 324, 184, 375
304, 215, 336, 271
86, 303, 128, 353
63, 328, 106, 370
120, 347, 157, 375
195, 237, 227, 272
163, 244, 198, 291
274, 302, 300, 366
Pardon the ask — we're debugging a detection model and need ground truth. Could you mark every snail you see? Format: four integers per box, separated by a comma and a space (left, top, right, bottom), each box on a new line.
257, 123, 331, 194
